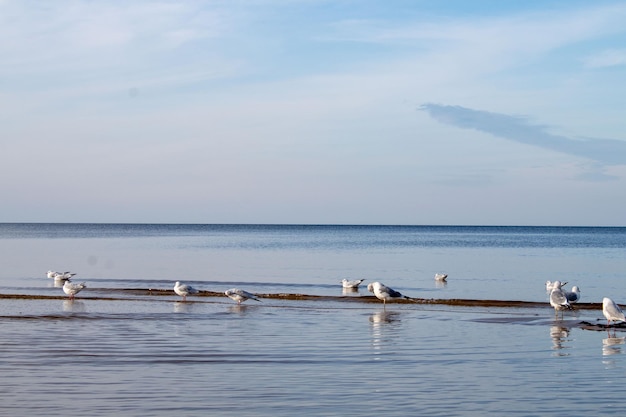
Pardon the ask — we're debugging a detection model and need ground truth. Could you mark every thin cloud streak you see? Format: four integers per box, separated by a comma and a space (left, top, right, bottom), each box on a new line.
420, 103, 626, 167
584, 48, 626, 68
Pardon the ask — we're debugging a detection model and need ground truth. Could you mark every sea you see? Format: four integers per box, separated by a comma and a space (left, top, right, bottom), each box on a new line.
0, 223, 625, 416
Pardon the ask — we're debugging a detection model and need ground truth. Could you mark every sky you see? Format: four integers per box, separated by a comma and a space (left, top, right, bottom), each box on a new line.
2, 0, 626, 226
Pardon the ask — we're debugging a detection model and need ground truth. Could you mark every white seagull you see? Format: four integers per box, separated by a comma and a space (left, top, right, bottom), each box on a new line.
48, 271, 76, 280
225, 288, 261, 304
367, 281, 414, 308
174, 281, 198, 302
341, 278, 365, 289
545, 280, 567, 293
603, 297, 626, 326
549, 282, 572, 319
63, 281, 86, 300
434, 273, 448, 282
55, 271, 76, 281
565, 286, 581, 304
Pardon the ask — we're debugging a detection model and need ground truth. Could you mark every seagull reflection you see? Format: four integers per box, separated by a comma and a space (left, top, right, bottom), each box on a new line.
342, 287, 359, 295
50, 280, 65, 288
369, 310, 401, 325
550, 325, 571, 356
173, 301, 193, 313
228, 304, 250, 315
603, 336, 625, 356
63, 300, 86, 312
435, 280, 447, 289
370, 311, 401, 358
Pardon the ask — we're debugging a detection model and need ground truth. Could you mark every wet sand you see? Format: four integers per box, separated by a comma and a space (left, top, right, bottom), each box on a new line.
0, 288, 604, 309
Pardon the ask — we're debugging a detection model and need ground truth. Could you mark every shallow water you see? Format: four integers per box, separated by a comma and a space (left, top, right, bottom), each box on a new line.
1, 297, 625, 416
1, 224, 626, 416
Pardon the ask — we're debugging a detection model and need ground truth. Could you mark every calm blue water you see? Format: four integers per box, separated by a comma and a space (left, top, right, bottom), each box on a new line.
1, 224, 626, 416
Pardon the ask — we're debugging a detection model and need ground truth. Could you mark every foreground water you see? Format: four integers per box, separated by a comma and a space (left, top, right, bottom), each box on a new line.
1, 224, 625, 416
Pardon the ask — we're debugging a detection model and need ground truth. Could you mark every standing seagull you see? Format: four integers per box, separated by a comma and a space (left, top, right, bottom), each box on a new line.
63, 281, 86, 300
341, 278, 365, 289
603, 297, 626, 326
565, 286, 581, 304
174, 281, 198, 302
367, 281, 414, 308
549, 282, 572, 319
225, 288, 261, 304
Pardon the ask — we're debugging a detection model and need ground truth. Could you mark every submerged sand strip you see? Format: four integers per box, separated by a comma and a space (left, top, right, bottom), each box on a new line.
0, 290, 602, 309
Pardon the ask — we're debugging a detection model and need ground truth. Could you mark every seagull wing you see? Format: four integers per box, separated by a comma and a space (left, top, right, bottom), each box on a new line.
384, 285, 403, 298
607, 301, 626, 321
239, 289, 260, 301
566, 291, 579, 302
550, 289, 570, 308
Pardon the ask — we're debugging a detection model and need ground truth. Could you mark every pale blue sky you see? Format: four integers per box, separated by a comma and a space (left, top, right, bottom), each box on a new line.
2, 0, 625, 225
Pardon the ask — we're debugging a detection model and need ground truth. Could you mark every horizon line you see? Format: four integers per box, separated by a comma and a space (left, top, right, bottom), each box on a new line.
0, 222, 624, 228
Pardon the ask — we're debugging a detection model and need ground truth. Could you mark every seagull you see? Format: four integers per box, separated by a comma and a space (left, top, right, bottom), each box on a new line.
565, 286, 581, 303
545, 280, 567, 293
225, 288, 261, 304
54, 271, 76, 281
367, 281, 414, 308
48, 271, 76, 280
549, 283, 572, 319
63, 281, 86, 300
603, 297, 626, 326
341, 278, 365, 289
174, 281, 198, 302
434, 273, 448, 282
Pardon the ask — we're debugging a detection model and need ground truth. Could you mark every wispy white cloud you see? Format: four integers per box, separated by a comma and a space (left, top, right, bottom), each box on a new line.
324, 3, 626, 50
0, 1, 231, 79
584, 48, 626, 68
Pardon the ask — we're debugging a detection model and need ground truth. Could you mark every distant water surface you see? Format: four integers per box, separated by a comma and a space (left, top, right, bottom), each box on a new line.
0, 224, 624, 302
1, 224, 626, 416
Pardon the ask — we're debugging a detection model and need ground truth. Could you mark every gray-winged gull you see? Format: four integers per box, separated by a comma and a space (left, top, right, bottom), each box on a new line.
48, 271, 76, 281
174, 281, 198, 302
549, 281, 572, 319
367, 281, 414, 308
565, 286, 581, 303
434, 273, 448, 282
341, 278, 365, 289
225, 288, 261, 304
603, 297, 626, 326
63, 280, 86, 300
545, 280, 567, 293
